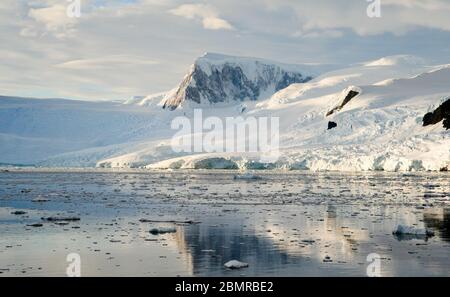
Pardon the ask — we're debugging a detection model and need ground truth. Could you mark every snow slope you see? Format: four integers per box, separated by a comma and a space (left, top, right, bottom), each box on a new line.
0, 96, 175, 166
0, 54, 449, 171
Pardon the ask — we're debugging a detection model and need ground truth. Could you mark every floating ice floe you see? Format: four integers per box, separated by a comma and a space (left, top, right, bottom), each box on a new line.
32, 196, 50, 202
323, 255, 333, 263
233, 173, 262, 180
224, 260, 249, 269
392, 224, 435, 236
11, 211, 27, 215
149, 227, 177, 235
41, 217, 80, 222
27, 223, 43, 227
139, 219, 198, 224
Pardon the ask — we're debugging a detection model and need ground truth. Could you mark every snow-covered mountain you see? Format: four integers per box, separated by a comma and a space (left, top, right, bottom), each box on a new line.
0, 54, 449, 171
132, 53, 321, 110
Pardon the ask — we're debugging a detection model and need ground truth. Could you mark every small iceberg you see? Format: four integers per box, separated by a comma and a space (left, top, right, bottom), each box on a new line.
149, 227, 177, 235
224, 260, 249, 269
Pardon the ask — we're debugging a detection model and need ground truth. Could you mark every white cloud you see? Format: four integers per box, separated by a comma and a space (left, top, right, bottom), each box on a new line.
56, 55, 159, 70
260, 0, 450, 36
2, 0, 450, 101
169, 3, 234, 30
202, 17, 234, 30
292, 29, 343, 39
27, 4, 78, 38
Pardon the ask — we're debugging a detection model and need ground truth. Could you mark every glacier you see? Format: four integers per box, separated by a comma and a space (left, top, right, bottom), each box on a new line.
0, 53, 449, 171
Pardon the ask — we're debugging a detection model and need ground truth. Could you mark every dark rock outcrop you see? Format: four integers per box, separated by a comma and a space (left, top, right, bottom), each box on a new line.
327, 89, 360, 116
328, 121, 337, 130
422, 98, 450, 130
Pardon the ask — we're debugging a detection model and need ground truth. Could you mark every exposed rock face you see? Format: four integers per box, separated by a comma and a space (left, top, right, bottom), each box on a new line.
423, 98, 450, 130
163, 53, 313, 110
328, 121, 337, 130
327, 88, 360, 116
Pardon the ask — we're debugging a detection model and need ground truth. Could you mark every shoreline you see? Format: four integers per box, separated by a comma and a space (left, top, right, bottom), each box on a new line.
1, 166, 449, 175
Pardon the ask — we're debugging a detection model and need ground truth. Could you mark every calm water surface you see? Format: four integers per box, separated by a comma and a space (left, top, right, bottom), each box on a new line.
0, 169, 449, 276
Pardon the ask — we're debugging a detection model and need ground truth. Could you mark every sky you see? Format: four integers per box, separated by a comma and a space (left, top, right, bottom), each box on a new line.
1, 0, 450, 101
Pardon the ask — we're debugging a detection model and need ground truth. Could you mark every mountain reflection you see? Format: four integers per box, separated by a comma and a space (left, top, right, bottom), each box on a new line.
182, 223, 303, 276
176, 205, 369, 276
424, 208, 450, 242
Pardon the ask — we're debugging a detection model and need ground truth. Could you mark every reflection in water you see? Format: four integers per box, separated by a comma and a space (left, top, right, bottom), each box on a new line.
392, 233, 431, 242
169, 199, 450, 276
424, 208, 450, 242
183, 222, 311, 276
0, 170, 449, 276
171, 204, 450, 276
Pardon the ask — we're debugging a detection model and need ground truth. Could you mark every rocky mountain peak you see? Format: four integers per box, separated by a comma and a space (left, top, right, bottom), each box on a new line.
162, 53, 315, 110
